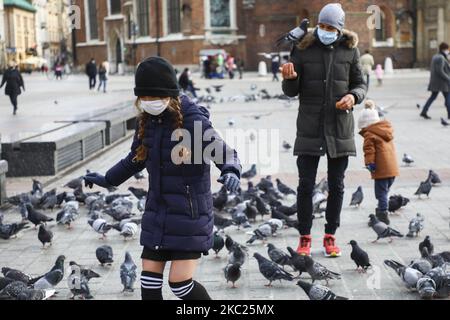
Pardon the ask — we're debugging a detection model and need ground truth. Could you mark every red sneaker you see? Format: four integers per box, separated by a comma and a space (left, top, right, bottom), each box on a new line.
296, 235, 312, 256
323, 234, 341, 257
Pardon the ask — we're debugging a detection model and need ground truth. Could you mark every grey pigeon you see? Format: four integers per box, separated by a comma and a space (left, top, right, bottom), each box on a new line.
282, 141, 292, 152
56, 202, 79, 229
32, 270, 63, 290
421, 247, 449, 268
368, 214, 403, 242
244, 202, 258, 222
414, 177, 432, 198
276, 178, 296, 195
67, 270, 93, 300
297, 280, 348, 300
88, 218, 112, 239
224, 264, 241, 288
384, 260, 423, 289
416, 276, 436, 299
409, 258, 433, 275
134, 171, 145, 181
96, 245, 114, 266
349, 186, 363, 207
64, 176, 84, 190
424, 266, 450, 298
212, 231, 225, 258
225, 235, 248, 252
69, 261, 100, 280
25, 204, 54, 227
402, 153, 414, 166
0, 277, 15, 291
128, 187, 147, 200
0, 281, 55, 300
267, 243, 293, 269
120, 252, 137, 293
428, 170, 442, 185
349, 240, 371, 272
303, 255, 341, 284
246, 223, 274, 244
40, 188, 58, 211
276, 18, 309, 47
253, 253, 294, 287
38, 224, 53, 248
32, 179, 44, 196
388, 194, 409, 213
137, 197, 146, 213
286, 247, 307, 275
1, 267, 30, 284
419, 236, 434, 255
112, 221, 139, 240
214, 213, 233, 231
0, 221, 29, 240
228, 245, 247, 267
406, 213, 424, 237
241, 164, 257, 180
232, 206, 251, 230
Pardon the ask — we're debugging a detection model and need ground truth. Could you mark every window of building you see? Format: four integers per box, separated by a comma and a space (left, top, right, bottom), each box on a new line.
110, 0, 121, 15
167, 0, 181, 34
210, 0, 230, 28
375, 10, 386, 41
86, 0, 99, 40
137, 0, 149, 37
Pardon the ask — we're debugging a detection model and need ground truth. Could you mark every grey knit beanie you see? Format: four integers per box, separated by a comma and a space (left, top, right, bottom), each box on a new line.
318, 3, 345, 32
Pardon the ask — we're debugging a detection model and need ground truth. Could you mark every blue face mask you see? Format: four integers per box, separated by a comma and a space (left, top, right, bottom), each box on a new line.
317, 28, 338, 46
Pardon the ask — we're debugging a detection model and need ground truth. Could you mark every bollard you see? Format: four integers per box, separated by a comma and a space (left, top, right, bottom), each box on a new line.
258, 61, 268, 76
384, 57, 394, 75
0, 134, 8, 206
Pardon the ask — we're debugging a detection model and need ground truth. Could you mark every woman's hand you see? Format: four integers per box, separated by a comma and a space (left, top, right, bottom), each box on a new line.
217, 173, 240, 193
279, 63, 298, 80
84, 172, 113, 189
336, 94, 355, 110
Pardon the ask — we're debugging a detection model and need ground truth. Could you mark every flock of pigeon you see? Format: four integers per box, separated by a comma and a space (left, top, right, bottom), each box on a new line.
1, 159, 449, 300
0, 172, 146, 300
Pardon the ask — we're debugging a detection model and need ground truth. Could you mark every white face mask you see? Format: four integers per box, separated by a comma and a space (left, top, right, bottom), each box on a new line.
140, 99, 170, 116
444, 50, 450, 56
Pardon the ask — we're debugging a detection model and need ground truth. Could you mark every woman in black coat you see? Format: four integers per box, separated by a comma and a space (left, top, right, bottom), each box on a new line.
84, 57, 241, 300
0, 62, 25, 115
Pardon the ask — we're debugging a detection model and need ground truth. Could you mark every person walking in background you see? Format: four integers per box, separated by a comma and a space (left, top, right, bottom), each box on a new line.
85, 58, 97, 90
271, 55, 281, 82
375, 64, 384, 86
54, 61, 63, 80
235, 57, 244, 79
358, 100, 399, 226
97, 62, 108, 93
0, 61, 25, 116
360, 50, 375, 89
178, 68, 197, 98
418, 42, 450, 120
226, 55, 235, 79
281, 3, 367, 257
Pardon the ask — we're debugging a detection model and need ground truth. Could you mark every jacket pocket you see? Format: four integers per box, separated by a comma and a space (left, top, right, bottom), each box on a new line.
297, 104, 322, 138
185, 185, 199, 219
336, 109, 354, 139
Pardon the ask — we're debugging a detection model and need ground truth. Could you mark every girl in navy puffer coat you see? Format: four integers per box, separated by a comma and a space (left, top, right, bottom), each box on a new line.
84, 57, 241, 300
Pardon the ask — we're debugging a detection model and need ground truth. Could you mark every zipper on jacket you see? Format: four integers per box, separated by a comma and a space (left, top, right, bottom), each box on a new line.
186, 185, 197, 219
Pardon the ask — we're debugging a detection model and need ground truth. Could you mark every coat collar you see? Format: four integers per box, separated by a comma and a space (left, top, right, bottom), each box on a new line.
297, 28, 359, 50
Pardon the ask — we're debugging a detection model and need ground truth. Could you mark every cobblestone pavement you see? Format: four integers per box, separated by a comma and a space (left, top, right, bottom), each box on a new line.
1, 71, 449, 300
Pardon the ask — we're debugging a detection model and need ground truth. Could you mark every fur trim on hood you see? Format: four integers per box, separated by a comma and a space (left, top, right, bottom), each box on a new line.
297, 29, 359, 50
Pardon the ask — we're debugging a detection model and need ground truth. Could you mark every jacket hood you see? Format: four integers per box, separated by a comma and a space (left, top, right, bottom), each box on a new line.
359, 120, 394, 142
297, 28, 359, 50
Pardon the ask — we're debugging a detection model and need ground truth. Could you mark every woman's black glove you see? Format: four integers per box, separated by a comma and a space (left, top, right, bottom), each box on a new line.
84, 172, 114, 189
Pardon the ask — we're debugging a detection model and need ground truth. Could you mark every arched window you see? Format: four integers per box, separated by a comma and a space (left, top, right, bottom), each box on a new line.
396, 10, 413, 47
375, 9, 386, 41
110, 0, 121, 15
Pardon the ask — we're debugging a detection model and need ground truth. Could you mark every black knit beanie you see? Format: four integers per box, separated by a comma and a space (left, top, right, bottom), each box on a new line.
134, 56, 180, 97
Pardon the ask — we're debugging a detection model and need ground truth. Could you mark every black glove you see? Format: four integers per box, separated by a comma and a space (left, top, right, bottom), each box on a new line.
84, 172, 113, 189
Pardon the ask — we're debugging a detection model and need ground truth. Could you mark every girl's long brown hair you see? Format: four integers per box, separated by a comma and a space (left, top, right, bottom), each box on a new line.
133, 97, 183, 162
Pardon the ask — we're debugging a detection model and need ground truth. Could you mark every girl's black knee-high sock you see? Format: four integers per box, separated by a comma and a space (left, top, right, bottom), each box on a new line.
141, 271, 163, 300
169, 279, 211, 300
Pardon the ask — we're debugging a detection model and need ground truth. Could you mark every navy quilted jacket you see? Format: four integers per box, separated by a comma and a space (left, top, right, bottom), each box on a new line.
105, 95, 241, 253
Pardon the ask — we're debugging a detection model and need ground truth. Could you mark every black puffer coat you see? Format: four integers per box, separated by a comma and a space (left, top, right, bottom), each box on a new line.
0, 67, 24, 96
282, 29, 367, 158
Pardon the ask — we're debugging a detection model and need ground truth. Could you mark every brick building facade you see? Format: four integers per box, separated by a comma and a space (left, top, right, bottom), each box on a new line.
72, 1, 441, 72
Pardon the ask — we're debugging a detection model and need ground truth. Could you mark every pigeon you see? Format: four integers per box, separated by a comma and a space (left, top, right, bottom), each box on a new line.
349, 186, 363, 207
38, 224, 53, 248
213, 213, 233, 230
252, 195, 270, 219
112, 221, 139, 240
32, 179, 44, 196
69, 261, 101, 281
64, 176, 84, 190
408, 258, 433, 275
56, 192, 67, 207
246, 223, 275, 244
88, 218, 112, 239
441, 117, 449, 127
0, 277, 15, 291
96, 245, 114, 266
31, 255, 66, 287
225, 235, 248, 253
213, 186, 228, 211
128, 187, 147, 200
276, 18, 310, 48
228, 118, 235, 127
137, 197, 146, 213
242, 164, 257, 180
1, 267, 31, 284
267, 243, 293, 269
231, 206, 251, 230
120, 252, 137, 293
270, 206, 296, 226
212, 231, 225, 258
25, 204, 54, 227
349, 240, 371, 272
421, 247, 449, 268
276, 203, 297, 216
414, 177, 432, 198
256, 176, 274, 192
297, 280, 348, 300
134, 171, 145, 181
388, 194, 409, 213
276, 178, 296, 195
286, 247, 307, 275
212, 85, 224, 92
244, 202, 258, 222
419, 236, 434, 255
406, 213, 424, 237
56, 203, 78, 229
384, 260, 423, 289
32, 270, 63, 290
224, 264, 241, 288
282, 141, 292, 152
67, 269, 93, 300
424, 266, 450, 298
0, 281, 55, 300
303, 256, 341, 284
40, 188, 57, 211
428, 170, 442, 184
402, 153, 414, 166
368, 214, 403, 242
228, 245, 247, 267
416, 276, 437, 299
0, 221, 29, 240
253, 253, 294, 287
